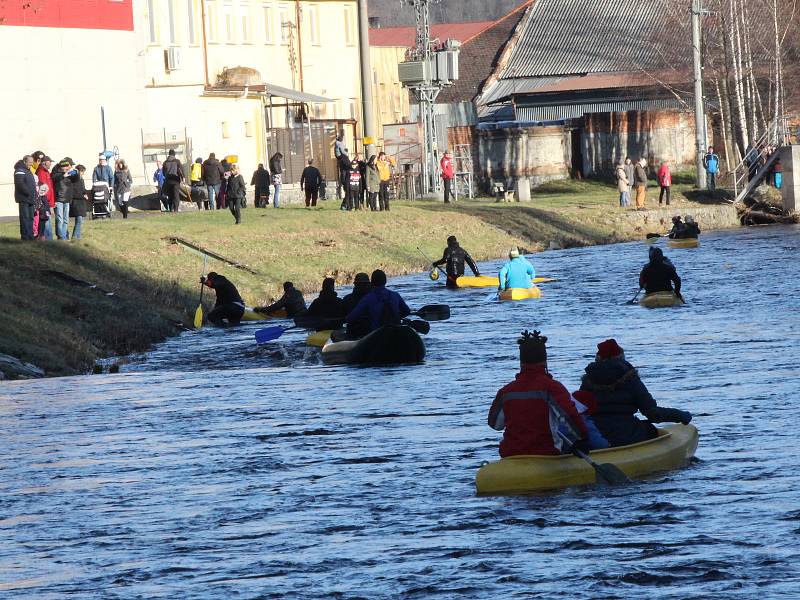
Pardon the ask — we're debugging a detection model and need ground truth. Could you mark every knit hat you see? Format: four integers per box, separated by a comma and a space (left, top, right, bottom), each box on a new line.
322, 277, 335, 292
518, 330, 547, 364
649, 246, 663, 261
509, 247, 520, 258
354, 272, 370, 285
447, 235, 457, 245
597, 338, 624, 360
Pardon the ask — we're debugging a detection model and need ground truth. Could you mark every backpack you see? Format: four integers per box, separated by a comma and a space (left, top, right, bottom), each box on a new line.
163, 158, 179, 178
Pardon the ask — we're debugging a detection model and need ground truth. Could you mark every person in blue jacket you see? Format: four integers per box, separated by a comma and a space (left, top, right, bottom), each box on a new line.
346, 269, 411, 335
498, 248, 535, 290
703, 147, 720, 191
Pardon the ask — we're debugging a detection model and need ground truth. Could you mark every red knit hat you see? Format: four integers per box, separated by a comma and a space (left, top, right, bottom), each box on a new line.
597, 338, 623, 360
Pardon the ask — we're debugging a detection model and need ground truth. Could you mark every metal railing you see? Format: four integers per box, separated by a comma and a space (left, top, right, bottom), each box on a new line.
730, 116, 790, 202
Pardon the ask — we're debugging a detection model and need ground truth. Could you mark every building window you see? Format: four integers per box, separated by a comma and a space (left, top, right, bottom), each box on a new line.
206, 1, 218, 42
239, 1, 251, 43
147, 0, 158, 43
262, 3, 274, 43
222, 122, 230, 138
187, 0, 197, 45
167, 0, 178, 44
343, 5, 355, 46
308, 4, 320, 45
245, 121, 254, 137
224, 2, 235, 43
278, 4, 290, 45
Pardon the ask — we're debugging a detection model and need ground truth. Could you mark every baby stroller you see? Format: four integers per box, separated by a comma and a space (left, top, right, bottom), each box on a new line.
91, 181, 113, 219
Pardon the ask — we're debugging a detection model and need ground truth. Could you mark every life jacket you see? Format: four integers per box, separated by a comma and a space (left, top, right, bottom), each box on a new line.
190, 162, 202, 182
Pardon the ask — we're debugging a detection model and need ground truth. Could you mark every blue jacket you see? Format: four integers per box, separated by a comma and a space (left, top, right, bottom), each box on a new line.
92, 164, 114, 188
703, 152, 719, 174
498, 257, 535, 289
346, 286, 411, 332
14, 160, 37, 205
153, 168, 165, 188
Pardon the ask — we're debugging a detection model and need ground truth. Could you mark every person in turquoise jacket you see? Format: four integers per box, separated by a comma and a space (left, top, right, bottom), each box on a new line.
498, 248, 535, 289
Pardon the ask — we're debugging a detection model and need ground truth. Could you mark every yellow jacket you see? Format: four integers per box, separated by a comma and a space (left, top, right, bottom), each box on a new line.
377, 157, 394, 182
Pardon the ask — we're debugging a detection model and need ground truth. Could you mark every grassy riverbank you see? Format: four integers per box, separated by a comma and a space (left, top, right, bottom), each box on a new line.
0, 180, 732, 377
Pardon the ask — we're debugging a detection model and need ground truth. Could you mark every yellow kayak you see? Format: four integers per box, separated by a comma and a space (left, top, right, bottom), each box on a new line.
667, 238, 700, 249
240, 307, 288, 322
306, 330, 333, 347
639, 291, 683, 308
476, 424, 698, 495
455, 275, 554, 288
498, 287, 542, 301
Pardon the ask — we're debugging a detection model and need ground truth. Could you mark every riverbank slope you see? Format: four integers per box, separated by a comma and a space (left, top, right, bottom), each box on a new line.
0, 181, 737, 378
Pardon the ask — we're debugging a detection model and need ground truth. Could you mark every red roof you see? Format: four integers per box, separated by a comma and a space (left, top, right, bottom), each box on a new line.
369, 21, 495, 47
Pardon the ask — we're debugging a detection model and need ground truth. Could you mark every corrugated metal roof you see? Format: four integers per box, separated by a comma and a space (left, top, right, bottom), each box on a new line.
369, 21, 494, 47
480, 76, 568, 104
516, 98, 687, 121
504, 0, 672, 78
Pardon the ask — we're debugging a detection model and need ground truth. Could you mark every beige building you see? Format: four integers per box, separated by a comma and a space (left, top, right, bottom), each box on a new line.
0, 0, 364, 217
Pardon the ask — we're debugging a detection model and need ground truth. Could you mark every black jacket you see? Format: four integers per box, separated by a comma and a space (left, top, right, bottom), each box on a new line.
639, 258, 681, 294
210, 275, 244, 307
300, 166, 322, 190
433, 243, 480, 277
264, 288, 307, 317
70, 174, 88, 217
251, 167, 270, 187
202, 158, 224, 185
226, 174, 246, 200
269, 155, 283, 175
52, 170, 73, 203
14, 160, 37, 205
580, 357, 691, 446
306, 289, 344, 319
162, 156, 184, 182
341, 285, 370, 316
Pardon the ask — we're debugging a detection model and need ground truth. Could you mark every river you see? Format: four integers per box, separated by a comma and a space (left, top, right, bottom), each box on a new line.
2, 225, 799, 598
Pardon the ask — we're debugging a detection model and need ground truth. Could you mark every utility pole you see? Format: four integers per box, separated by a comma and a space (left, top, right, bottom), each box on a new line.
357, 0, 377, 158
691, 0, 708, 189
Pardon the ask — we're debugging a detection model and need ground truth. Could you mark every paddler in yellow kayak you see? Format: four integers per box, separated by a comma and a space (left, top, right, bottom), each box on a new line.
498, 247, 535, 290
201, 272, 245, 326
431, 235, 481, 288
254, 281, 308, 318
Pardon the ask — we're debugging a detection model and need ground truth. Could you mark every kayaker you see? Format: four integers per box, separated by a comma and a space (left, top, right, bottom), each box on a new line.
202, 272, 245, 326
431, 235, 481, 288
498, 248, 534, 290
639, 247, 683, 301
255, 281, 308, 318
304, 277, 345, 325
488, 330, 590, 457
346, 269, 411, 334
578, 338, 692, 447
683, 215, 701, 238
667, 215, 686, 239
341, 272, 372, 339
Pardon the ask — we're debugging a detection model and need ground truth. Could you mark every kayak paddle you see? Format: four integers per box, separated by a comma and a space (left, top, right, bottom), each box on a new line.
194, 280, 204, 329
534, 277, 558, 283
255, 325, 299, 344
487, 291, 499, 301
403, 319, 431, 334
557, 432, 630, 486
413, 304, 450, 321
627, 288, 643, 304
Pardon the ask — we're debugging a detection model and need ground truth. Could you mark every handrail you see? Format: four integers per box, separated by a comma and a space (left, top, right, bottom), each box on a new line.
729, 115, 789, 197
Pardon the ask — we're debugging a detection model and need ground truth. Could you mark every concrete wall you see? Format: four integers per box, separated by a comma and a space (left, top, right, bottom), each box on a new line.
780, 145, 799, 213
582, 111, 704, 177
478, 125, 570, 191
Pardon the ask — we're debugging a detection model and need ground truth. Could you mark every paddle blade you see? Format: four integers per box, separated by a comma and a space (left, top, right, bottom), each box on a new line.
594, 462, 631, 485
193, 305, 203, 329
646, 233, 662, 239
414, 304, 450, 321
255, 326, 287, 344
534, 277, 557, 284
403, 319, 430, 335
487, 292, 499, 302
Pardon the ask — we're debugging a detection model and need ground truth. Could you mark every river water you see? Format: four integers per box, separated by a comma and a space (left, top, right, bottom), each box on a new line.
2, 225, 799, 598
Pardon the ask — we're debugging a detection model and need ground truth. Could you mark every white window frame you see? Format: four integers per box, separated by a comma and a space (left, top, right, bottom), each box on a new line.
262, 3, 274, 44
206, 1, 219, 43
278, 4, 290, 46
239, 1, 251, 43
343, 5, 355, 46
307, 3, 320, 46
167, 0, 178, 45
223, 1, 236, 44
187, 0, 198, 45
147, 0, 159, 43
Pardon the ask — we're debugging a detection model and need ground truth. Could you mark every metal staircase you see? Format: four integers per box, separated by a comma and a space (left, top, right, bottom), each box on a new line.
728, 116, 790, 204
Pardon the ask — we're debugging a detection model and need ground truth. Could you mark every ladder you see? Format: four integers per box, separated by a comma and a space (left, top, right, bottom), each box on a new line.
452, 143, 473, 199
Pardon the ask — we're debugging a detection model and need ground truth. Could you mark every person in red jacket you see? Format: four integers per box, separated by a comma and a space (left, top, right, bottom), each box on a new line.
488, 330, 589, 457
657, 160, 672, 206
35, 156, 55, 240
440, 150, 455, 204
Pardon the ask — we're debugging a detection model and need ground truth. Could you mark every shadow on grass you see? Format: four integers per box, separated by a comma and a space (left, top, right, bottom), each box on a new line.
682, 188, 735, 204
0, 237, 196, 376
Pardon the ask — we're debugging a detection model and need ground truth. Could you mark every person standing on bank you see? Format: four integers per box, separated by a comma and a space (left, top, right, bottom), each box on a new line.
114, 158, 133, 219
202, 152, 224, 210
703, 147, 719, 191
300, 159, 322, 208
657, 160, 672, 206
162, 149, 184, 212
14, 155, 37, 240
634, 158, 648, 210
269, 152, 284, 208
615, 160, 630, 208
377, 151, 393, 211
251, 163, 271, 207
52, 159, 73, 239
226, 163, 246, 224
36, 156, 55, 240
365, 155, 380, 211
69, 164, 88, 240
440, 149, 455, 203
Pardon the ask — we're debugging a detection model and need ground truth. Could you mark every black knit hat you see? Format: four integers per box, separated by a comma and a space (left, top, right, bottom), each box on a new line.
518, 330, 548, 364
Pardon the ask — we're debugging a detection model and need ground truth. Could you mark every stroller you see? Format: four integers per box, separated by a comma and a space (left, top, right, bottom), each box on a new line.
91, 181, 114, 219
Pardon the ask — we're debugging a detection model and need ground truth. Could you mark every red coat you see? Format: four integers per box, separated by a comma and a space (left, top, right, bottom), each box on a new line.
36, 165, 54, 208
657, 164, 672, 187
488, 363, 589, 457
440, 155, 454, 180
